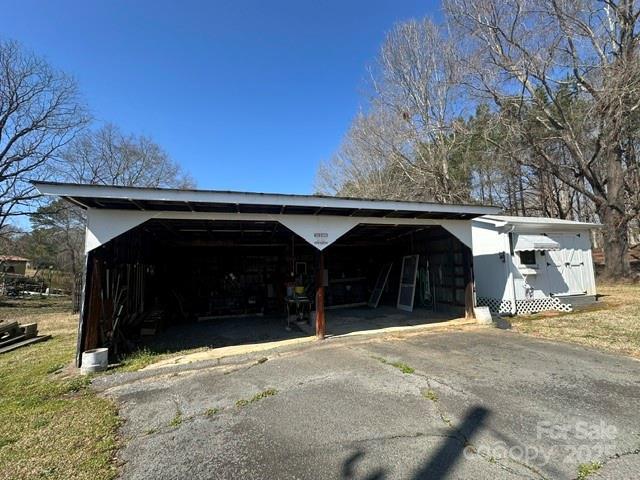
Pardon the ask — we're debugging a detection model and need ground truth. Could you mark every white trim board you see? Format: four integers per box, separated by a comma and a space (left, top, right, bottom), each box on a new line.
84, 209, 476, 253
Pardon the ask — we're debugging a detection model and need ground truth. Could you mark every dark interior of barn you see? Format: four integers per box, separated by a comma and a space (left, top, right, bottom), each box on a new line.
79, 219, 473, 360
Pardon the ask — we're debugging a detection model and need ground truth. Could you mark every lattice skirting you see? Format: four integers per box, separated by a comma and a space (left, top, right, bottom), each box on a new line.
515, 297, 573, 314
477, 296, 572, 315
477, 297, 513, 315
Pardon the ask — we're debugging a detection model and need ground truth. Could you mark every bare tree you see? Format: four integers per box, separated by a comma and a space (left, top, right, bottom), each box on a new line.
58, 123, 195, 188
373, 18, 471, 201
316, 108, 416, 199
0, 40, 87, 235
29, 198, 84, 289
445, 0, 640, 278
317, 18, 473, 202
45, 123, 195, 274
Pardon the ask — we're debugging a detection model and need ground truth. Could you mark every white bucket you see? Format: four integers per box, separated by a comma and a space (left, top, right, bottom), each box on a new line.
80, 347, 109, 374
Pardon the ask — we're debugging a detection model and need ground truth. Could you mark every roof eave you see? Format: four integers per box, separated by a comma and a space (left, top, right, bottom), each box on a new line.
33, 181, 501, 219
477, 215, 602, 230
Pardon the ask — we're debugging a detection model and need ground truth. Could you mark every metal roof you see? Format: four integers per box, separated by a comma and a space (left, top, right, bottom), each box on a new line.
475, 215, 601, 229
33, 182, 500, 220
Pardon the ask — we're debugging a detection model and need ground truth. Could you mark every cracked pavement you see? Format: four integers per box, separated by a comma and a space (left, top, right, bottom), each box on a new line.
93, 328, 640, 479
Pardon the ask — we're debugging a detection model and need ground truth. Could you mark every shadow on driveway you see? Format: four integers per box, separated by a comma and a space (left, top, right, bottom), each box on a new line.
341, 406, 490, 480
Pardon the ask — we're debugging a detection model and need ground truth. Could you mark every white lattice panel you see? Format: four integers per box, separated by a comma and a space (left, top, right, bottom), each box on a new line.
515, 297, 573, 314
477, 297, 512, 315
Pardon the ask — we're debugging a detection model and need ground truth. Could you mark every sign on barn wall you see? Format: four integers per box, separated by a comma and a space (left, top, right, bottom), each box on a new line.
277, 216, 360, 250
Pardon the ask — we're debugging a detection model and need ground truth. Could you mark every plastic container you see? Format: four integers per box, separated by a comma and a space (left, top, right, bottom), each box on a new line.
80, 347, 109, 374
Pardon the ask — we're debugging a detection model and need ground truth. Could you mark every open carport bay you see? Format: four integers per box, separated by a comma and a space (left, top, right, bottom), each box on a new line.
81, 219, 473, 358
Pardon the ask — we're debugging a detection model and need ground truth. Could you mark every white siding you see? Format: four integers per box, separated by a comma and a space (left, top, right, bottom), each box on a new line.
512, 248, 552, 300
472, 223, 513, 306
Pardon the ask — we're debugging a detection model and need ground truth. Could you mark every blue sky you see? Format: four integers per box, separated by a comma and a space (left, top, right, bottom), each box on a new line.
3, 0, 440, 194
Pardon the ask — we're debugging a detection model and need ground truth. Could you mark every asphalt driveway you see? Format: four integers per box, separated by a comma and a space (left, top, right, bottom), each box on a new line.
94, 328, 640, 480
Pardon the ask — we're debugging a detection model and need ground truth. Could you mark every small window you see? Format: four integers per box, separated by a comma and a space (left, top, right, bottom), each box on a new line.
519, 251, 536, 266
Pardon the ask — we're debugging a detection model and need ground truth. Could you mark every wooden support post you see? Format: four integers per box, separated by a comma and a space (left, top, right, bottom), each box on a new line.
75, 253, 91, 367
315, 250, 326, 339
464, 282, 474, 320
463, 246, 475, 320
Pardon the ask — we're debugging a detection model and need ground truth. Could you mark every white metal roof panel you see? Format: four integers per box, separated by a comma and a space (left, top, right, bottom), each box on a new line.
477, 215, 601, 229
32, 182, 500, 220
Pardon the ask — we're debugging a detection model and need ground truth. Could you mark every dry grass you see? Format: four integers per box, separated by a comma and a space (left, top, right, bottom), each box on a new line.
0, 296, 120, 480
512, 283, 640, 359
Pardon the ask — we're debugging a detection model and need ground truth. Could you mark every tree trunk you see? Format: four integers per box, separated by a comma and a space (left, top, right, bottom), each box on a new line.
598, 141, 632, 279
598, 205, 630, 279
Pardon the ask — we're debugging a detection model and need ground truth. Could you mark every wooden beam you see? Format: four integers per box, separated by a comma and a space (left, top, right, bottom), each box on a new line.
80, 255, 103, 365
315, 250, 326, 339
129, 199, 146, 210
64, 196, 90, 209
463, 246, 475, 320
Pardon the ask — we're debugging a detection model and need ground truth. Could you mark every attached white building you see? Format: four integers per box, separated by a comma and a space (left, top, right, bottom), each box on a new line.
472, 215, 600, 315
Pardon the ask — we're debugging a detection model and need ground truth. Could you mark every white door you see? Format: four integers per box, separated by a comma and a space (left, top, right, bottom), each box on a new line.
565, 245, 586, 294
546, 234, 586, 295
397, 255, 419, 312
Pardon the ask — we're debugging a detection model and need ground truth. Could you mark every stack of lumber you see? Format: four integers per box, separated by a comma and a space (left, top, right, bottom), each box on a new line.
0, 320, 51, 354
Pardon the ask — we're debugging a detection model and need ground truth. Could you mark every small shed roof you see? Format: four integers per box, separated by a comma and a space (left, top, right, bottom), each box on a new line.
33, 182, 500, 220
475, 215, 601, 230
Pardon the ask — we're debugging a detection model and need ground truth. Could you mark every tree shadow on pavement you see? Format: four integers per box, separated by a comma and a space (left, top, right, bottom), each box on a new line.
412, 406, 489, 479
342, 451, 387, 480
341, 406, 490, 480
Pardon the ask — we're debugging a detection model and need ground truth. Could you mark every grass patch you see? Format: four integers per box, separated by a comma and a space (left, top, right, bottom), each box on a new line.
169, 409, 183, 428
113, 344, 210, 373
116, 348, 163, 372
236, 388, 279, 408
422, 389, 438, 402
374, 356, 415, 374
204, 407, 220, 417
46, 363, 66, 374
0, 437, 17, 449
64, 374, 92, 393
0, 296, 73, 320
512, 283, 640, 359
577, 461, 602, 479
0, 297, 120, 480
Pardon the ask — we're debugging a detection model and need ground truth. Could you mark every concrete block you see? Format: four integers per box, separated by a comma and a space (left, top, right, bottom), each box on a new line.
474, 306, 493, 324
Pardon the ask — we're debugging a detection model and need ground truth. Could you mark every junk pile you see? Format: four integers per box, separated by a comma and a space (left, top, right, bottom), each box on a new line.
83, 257, 180, 360
0, 320, 50, 354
